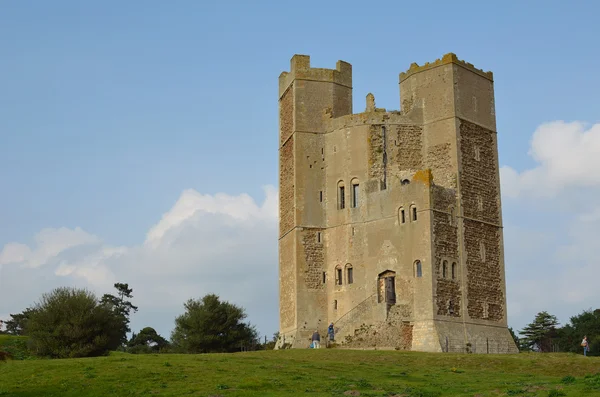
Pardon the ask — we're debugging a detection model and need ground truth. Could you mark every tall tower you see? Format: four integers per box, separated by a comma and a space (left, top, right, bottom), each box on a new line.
278, 55, 352, 346
277, 53, 517, 353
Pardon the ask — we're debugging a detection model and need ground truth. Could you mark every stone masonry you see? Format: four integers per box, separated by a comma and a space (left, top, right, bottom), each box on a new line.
276, 53, 518, 353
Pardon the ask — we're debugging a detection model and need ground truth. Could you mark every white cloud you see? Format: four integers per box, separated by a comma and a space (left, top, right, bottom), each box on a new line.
501, 120, 600, 334
500, 121, 600, 198
0, 227, 101, 268
0, 185, 279, 338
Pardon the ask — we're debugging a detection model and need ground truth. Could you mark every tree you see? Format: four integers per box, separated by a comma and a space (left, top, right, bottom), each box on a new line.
26, 287, 126, 358
519, 311, 560, 352
3, 308, 37, 336
99, 283, 138, 344
171, 294, 258, 353
555, 308, 600, 355
508, 327, 520, 351
127, 327, 170, 354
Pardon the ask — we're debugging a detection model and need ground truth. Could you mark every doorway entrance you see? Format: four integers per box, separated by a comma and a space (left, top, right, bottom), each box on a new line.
377, 270, 396, 305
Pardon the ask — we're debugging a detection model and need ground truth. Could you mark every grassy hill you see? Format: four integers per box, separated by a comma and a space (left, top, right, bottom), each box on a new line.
0, 349, 598, 396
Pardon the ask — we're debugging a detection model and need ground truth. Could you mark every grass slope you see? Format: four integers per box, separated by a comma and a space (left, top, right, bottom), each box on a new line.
0, 350, 598, 397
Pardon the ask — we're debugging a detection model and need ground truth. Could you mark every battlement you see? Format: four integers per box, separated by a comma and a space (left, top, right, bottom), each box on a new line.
399, 53, 493, 82
279, 54, 352, 97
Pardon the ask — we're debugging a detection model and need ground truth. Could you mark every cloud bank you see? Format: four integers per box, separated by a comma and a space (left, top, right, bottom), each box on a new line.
0, 185, 279, 339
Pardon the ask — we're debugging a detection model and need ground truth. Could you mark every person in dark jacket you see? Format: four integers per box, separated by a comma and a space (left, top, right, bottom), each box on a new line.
327, 322, 335, 342
311, 330, 321, 349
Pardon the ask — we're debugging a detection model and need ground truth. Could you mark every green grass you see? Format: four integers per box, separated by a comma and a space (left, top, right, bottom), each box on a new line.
0, 350, 598, 396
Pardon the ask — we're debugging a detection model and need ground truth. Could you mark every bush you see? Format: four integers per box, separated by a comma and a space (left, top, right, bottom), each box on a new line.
0, 336, 31, 360
27, 287, 127, 358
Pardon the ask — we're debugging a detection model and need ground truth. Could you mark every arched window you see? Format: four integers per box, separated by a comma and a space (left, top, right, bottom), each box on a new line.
398, 207, 406, 224
442, 260, 448, 278
351, 178, 359, 208
335, 265, 343, 285
345, 264, 354, 284
337, 181, 345, 210
410, 205, 417, 221
401, 179, 410, 185
414, 260, 422, 278
451, 262, 457, 279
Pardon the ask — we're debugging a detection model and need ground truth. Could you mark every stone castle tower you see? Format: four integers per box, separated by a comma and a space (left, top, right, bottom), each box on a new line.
277, 53, 518, 353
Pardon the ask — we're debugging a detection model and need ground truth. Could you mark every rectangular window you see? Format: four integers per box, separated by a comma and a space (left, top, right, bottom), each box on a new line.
334, 300, 338, 310
351, 184, 359, 208
322, 272, 326, 284
317, 232, 321, 243
347, 268, 353, 284
412, 207, 417, 221
319, 191, 323, 202
401, 209, 405, 223
336, 268, 342, 285
339, 186, 345, 209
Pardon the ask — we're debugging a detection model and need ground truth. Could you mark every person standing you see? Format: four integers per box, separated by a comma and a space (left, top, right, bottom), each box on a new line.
311, 330, 321, 349
582, 335, 589, 356
328, 322, 335, 342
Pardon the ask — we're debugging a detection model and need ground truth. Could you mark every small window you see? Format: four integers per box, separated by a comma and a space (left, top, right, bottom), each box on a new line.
448, 300, 455, 315
322, 272, 326, 284
412, 206, 417, 221
415, 260, 422, 278
351, 227, 355, 236
351, 182, 359, 208
319, 191, 323, 202
334, 300, 338, 310
451, 262, 457, 279
336, 267, 343, 285
338, 182, 345, 210
401, 179, 410, 185
317, 232, 321, 243
442, 260, 448, 278
399, 207, 405, 224
346, 265, 353, 284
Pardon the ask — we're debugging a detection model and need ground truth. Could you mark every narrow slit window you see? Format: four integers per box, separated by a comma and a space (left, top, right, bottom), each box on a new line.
317, 232, 321, 243
323, 272, 326, 284
334, 300, 338, 310
415, 260, 422, 278
451, 262, 457, 279
338, 183, 345, 210
347, 266, 353, 284
400, 208, 405, 224
351, 183, 359, 208
336, 268, 343, 285
319, 191, 323, 202
412, 206, 417, 221
442, 260, 448, 278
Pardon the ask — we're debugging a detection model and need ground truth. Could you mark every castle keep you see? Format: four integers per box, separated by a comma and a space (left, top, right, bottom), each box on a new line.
277, 53, 518, 353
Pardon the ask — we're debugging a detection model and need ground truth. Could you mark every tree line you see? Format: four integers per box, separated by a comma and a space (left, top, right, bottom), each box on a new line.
511, 309, 600, 355
0, 283, 276, 359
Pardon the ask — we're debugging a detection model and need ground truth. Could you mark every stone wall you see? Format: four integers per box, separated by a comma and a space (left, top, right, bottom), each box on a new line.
391, 125, 423, 170
280, 87, 293, 145
301, 228, 325, 289
426, 142, 455, 189
459, 120, 499, 224
279, 137, 294, 236
279, 234, 296, 330
464, 219, 503, 321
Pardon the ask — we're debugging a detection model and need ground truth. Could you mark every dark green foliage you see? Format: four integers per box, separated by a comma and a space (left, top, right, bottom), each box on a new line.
127, 327, 170, 353
26, 287, 127, 358
555, 309, 600, 355
519, 311, 560, 352
99, 283, 138, 345
2, 308, 37, 336
171, 293, 258, 353
508, 327, 520, 351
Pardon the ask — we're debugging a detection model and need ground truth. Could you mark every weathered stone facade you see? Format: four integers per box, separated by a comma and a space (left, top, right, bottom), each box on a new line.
277, 53, 518, 353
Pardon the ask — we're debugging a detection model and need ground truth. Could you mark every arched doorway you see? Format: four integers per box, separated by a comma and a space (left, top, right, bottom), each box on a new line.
377, 270, 396, 305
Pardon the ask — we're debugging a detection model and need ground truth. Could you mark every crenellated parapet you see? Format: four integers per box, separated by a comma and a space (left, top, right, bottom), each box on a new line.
399, 53, 493, 82
279, 54, 352, 98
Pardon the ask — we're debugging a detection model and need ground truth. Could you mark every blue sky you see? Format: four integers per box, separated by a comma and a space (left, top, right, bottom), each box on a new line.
1, 1, 599, 340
